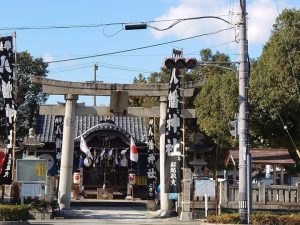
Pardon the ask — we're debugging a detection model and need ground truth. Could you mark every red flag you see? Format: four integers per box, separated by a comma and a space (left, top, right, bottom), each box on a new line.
130, 137, 138, 162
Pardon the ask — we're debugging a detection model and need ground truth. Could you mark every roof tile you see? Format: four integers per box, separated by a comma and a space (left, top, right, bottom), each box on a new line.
35, 115, 147, 143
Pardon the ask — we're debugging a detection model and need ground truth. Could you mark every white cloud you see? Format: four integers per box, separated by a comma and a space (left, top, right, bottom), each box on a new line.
248, 0, 281, 44
151, 0, 291, 45
42, 53, 54, 63
151, 0, 234, 40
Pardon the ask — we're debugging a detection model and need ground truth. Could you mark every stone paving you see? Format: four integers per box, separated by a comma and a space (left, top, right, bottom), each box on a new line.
28, 206, 206, 225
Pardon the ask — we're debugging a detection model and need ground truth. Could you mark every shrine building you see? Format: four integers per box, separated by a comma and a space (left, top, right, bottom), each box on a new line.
33, 115, 152, 199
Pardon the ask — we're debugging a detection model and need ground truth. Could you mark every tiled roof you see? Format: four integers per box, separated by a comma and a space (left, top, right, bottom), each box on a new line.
226, 148, 295, 166
35, 115, 147, 143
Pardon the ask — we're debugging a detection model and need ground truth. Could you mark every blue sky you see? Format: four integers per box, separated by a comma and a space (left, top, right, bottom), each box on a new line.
1, 0, 299, 105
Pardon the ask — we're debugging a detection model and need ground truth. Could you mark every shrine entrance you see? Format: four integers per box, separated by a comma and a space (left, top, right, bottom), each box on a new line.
72, 119, 148, 200
31, 76, 201, 209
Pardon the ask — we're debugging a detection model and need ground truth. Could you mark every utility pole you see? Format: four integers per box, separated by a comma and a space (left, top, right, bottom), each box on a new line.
238, 0, 249, 223
93, 64, 98, 106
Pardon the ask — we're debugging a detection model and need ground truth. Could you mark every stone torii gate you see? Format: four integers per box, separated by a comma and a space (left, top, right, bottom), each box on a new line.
31, 76, 204, 210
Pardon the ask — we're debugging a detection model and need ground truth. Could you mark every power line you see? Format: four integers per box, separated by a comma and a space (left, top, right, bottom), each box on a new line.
45, 27, 235, 64
185, 40, 237, 56
49, 62, 155, 74
0, 15, 237, 31
275, 109, 298, 150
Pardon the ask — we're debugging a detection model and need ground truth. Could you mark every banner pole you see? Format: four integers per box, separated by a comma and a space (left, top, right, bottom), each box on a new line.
12, 31, 17, 182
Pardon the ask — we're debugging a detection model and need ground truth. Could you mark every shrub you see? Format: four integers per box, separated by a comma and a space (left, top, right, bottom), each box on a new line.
27, 199, 52, 213
0, 204, 31, 221
207, 212, 300, 225
207, 213, 240, 224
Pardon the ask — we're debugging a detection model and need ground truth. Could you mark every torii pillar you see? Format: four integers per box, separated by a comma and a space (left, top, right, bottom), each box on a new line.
159, 96, 170, 211
59, 94, 78, 209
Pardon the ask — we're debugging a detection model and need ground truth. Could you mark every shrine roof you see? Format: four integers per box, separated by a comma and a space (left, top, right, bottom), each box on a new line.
35, 115, 147, 143
225, 148, 295, 166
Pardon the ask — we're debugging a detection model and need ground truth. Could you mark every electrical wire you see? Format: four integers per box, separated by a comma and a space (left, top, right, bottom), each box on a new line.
275, 109, 298, 150
45, 27, 235, 64
49, 61, 155, 73
147, 16, 236, 31
49, 63, 155, 74
0, 15, 237, 31
185, 40, 237, 56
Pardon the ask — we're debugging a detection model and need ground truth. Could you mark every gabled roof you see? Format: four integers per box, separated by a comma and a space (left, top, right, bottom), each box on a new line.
35, 115, 147, 143
225, 148, 295, 166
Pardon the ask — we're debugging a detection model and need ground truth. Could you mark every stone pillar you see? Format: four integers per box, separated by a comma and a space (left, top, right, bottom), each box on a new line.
159, 96, 170, 211
233, 165, 237, 184
272, 165, 276, 185
296, 182, 300, 204
258, 181, 265, 205
180, 168, 192, 220
280, 166, 284, 185
58, 94, 78, 210
79, 167, 83, 192
125, 182, 132, 200
219, 180, 228, 207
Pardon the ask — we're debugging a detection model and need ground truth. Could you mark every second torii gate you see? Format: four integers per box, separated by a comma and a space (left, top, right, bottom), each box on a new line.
31, 76, 204, 210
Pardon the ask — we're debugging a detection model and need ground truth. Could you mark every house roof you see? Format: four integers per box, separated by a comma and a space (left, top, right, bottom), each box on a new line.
35, 115, 147, 143
225, 148, 295, 166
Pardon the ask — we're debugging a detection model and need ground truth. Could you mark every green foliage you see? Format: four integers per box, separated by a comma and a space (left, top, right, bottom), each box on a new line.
15, 52, 48, 139
192, 49, 238, 170
0, 204, 31, 221
207, 212, 300, 225
25, 199, 56, 213
194, 71, 238, 148
207, 213, 240, 224
249, 9, 300, 149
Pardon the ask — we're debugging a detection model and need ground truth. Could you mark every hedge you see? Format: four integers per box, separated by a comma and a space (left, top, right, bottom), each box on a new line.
0, 205, 31, 221
207, 212, 300, 225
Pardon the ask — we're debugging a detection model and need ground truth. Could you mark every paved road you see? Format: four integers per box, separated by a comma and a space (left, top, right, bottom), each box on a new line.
28, 206, 205, 225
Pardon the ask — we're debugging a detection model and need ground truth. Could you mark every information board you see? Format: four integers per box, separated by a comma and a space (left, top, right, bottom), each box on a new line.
194, 179, 215, 197
21, 183, 42, 197
16, 159, 48, 183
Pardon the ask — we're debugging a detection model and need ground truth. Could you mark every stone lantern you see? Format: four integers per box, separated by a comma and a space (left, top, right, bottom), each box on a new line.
21, 128, 45, 158
190, 133, 212, 177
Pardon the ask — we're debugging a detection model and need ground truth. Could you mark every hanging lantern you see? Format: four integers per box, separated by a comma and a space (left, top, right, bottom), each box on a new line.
73, 172, 81, 184
129, 173, 136, 185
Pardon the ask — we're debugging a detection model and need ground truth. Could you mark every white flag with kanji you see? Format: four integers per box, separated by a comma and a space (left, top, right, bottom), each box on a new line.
80, 136, 92, 158
130, 137, 138, 162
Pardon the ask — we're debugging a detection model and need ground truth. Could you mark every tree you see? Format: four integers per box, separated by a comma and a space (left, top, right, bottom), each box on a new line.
129, 67, 172, 108
0, 51, 48, 142
194, 50, 238, 148
193, 49, 238, 173
129, 73, 147, 107
249, 8, 300, 149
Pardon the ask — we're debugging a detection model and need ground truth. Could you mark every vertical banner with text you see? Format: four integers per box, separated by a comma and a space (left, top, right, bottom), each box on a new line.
54, 116, 64, 175
146, 118, 156, 200
0, 36, 16, 184
165, 68, 182, 193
